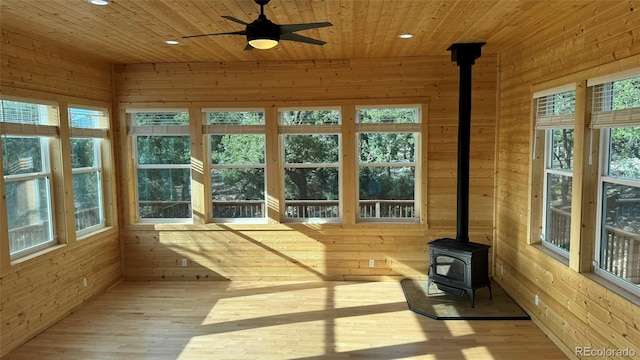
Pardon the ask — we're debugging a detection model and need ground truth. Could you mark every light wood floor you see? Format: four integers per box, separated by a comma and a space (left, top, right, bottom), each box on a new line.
3, 281, 567, 360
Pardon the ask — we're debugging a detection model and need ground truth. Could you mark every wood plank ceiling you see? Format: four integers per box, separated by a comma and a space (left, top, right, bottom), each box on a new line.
0, 0, 613, 64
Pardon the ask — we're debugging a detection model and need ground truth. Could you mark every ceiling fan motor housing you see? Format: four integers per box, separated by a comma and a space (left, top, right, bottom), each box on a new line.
247, 15, 280, 42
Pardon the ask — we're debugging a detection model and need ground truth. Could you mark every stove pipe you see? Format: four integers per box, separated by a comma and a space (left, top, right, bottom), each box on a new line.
447, 42, 485, 243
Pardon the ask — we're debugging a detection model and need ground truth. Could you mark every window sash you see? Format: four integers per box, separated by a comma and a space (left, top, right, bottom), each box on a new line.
594, 129, 640, 296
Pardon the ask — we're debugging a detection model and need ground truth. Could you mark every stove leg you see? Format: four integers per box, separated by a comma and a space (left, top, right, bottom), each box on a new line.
470, 289, 475, 308
487, 282, 492, 300
426, 278, 432, 295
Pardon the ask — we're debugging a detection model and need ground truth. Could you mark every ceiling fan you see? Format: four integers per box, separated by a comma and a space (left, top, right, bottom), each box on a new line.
182, 0, 333, 50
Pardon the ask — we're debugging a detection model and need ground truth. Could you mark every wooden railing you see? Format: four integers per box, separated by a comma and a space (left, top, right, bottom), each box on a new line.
213, 201, 265, 218
360, 200, 415, 218
551, 208, 639, 285
285, 200, 339, 218
8, 221, 50, 254
548, 207, 571, 251
139, 201, 191, 218
602, 226, 640, 284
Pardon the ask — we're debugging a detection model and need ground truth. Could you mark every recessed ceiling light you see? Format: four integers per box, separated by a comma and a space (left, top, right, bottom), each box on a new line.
398, 33, 414, 39
165, 40, 179, 45
88, 0, 111, 5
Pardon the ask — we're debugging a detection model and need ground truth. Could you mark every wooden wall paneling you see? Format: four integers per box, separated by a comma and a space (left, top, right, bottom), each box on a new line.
569, 81, 586, 272
265, 106, 280, 224
115, 55, 498, 281
189, 107, 207, 224
53, 101, 77, 246
118, 108, 136, 225
341, 104, 356, 225
497, 4, 640, 359
1, 30, 112, 102
0, 30, 121, 357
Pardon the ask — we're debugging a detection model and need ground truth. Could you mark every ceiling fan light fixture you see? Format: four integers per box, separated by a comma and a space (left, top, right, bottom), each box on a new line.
248, 38, 279, 50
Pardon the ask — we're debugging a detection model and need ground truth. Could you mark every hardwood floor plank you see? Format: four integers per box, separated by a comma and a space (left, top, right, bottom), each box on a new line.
3, 281, 566, 360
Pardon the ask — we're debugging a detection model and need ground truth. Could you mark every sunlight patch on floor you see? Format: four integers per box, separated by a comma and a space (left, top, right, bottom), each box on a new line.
462, 346, 494, 359
444, 320, 476, 337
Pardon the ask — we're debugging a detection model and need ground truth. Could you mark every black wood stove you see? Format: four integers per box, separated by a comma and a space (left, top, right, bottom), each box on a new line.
427, 43, 491, 308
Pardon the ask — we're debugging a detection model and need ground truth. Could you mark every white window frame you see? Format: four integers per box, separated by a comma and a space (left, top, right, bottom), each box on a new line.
279, 107, 342, 223
129, 109, 192, 224
594, 129, 640, 296
204, 108, 267, 224
69, 105, 109, 237
355, 104, 421, 223
589, 68, 640, 296
1, 97, 58, 259
532, 85, 576, 258
540, 128, 572, 258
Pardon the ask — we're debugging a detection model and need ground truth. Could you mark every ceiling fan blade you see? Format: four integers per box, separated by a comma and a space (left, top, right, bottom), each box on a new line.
280, 22, 333, 34
280, 33, 326, 46
244, 43, 254, 51
182, 30, 246, 39
221, 15, 249, 26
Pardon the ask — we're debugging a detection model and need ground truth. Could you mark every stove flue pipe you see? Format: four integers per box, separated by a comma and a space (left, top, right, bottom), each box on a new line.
447, 42, 485, 244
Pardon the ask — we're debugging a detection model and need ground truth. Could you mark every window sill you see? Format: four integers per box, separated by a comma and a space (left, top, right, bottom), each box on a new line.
76, 226, 117, 241
11, 243, 67, 266
582, 272, 640, 307
531, 243, 570, 267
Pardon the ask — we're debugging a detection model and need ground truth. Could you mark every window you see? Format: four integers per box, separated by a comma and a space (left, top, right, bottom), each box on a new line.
356, 106, 421, 222
1, 98, 58, 258
280, 108, 341, 221
534, 86, 576, 257
69, 106, 109, 234
206, 110, 266, 222
130, 110, 191, 221
590, 70, 640, 295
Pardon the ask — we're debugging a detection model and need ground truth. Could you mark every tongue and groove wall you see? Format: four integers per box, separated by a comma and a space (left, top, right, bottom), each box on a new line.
113, 56, 499, 281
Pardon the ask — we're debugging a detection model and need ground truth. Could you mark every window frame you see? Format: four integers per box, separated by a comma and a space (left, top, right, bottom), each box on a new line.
279, 107, 342, 223
204, 108, 268, 224
355, 104, 422, 223
129, 109, 192, 224
540, 128, 573, 258
1, 98, 59, 260
68, 105, 110, 237
588, 69, 640, 296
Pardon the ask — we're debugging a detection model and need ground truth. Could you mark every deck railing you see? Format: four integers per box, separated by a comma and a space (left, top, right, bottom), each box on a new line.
138, 201, 191, 218
550, 208, 639, 285
548, 207, 571, 251
213, 201, 265, 218
359, 200, 415, 218
602, 226, 640, 284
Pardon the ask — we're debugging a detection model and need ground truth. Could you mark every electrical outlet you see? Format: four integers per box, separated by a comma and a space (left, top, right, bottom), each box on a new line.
181, 258, 188, 267
82, 278, 88, 288
369, 259, 375, 268
500, 265, 504, 275
534, 294, 539, 306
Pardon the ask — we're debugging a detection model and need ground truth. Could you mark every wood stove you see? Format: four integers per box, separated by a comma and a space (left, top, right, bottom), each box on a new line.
427, 43, 491, 308
427, 238, 491, 308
